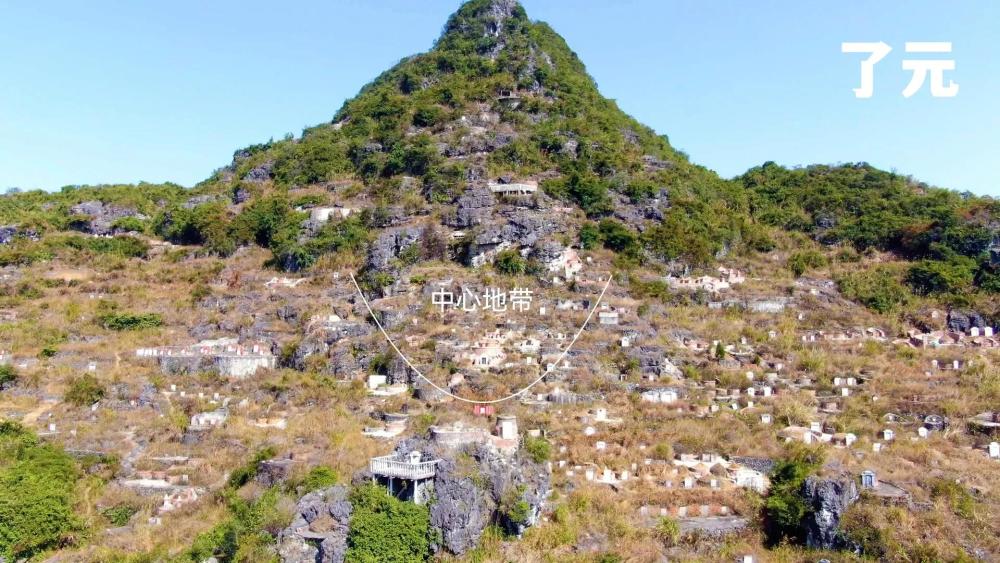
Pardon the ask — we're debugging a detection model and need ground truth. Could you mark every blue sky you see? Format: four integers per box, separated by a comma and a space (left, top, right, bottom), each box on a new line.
1, 0, 996, 195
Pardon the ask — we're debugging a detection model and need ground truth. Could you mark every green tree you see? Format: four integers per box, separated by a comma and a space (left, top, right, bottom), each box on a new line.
346, 483, 430, 563
906, 255, 976, 295
764, 445, 825, 545
0, 423, 81, 560
836, 267, 910, 313
578, 223, 600, 250
597, 219, 640, 258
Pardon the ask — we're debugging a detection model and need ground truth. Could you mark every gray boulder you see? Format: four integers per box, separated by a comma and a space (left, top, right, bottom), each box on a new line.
291, 322, 372, 371
278, 485, 352, 563
468, 209, 560, 265
257, 459, 295, 488
233, 186, 252, 203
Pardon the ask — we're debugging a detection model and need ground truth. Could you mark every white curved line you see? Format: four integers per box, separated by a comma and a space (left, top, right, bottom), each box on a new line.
350, 273, 614, 405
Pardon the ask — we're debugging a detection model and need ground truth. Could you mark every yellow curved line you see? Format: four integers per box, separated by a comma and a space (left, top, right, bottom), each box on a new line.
350, 272, 613, 404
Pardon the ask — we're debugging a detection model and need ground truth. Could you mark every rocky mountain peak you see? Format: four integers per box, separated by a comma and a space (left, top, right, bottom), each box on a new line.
438, 0, 528, 59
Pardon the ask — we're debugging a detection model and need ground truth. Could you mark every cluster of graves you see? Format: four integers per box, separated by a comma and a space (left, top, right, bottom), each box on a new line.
135, 337, 276, 378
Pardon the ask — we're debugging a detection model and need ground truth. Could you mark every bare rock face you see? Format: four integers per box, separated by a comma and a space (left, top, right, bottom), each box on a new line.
68, 200, 147, 235
291, 322, 373, 371
947, 309, 987, 333
390, 438, 551, 555
257, 459, 295, 488
472, 0, 521, 59
232, 186, 252, 204
370, 299, 417, 331
243, 161, 274, 183
278, 485, 352, 563
445, 186, 496, 228
159, 355, 212, 375
532, 240, 565, 264
182, 194, 219, 209
0, 225, 39, 245
468, 209, 561, 265
429, 455, 495, 553
801, 477, 859, 550
626, 346, 682, 378
366, 227, 421, 272
328, 344, 360, 378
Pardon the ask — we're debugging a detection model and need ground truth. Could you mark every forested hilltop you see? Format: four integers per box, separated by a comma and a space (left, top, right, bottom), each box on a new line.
2, 1, 996, 313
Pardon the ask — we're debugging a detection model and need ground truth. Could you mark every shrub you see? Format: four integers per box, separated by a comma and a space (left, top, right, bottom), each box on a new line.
566, 174, 612, 217
837, 267, 910, 313
154, 202, 236, 255
643, 210, 716, 267
906, 256, 977, 295
506, 498, 532, 527
102, 503, 139, 527
97, 311, 163, 331
346, 483, 430, 563
787, 250, 827, 277
652, 443, 673, 461
273, 215, 370, 272
300, 466, 339, 492
227, 446, 277, 490
0, 364, 15, 388
578, 223, 600, 250
494, 249, 527, 276
232, 195, 301, 249
51, 234, 149, 258
597, 219, 640, 258
186, 487, 283, 562
653, 516, 680, 546
64, 374, 105, 406
930, 479, 976, 520
413, 105, 446, 128
0, 423, 81, 560
110, 216, 147, 233
523, 435, 551, 463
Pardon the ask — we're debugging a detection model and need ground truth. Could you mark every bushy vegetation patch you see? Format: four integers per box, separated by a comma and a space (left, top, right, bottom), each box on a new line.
64, 373, 106, 406
0, 422, 81, 560
764, 446, 824, 546
346, 483, 430, 563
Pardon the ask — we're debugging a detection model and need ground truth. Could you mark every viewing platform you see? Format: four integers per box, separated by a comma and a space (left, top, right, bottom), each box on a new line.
370, 452, 439, 480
